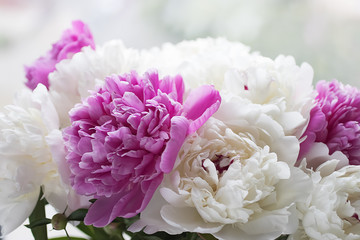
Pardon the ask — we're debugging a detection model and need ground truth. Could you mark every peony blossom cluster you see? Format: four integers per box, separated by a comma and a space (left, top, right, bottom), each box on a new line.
1, 21, 360, 240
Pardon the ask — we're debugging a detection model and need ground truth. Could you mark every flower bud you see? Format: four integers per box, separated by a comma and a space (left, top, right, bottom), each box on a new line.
51, 213, 68, 230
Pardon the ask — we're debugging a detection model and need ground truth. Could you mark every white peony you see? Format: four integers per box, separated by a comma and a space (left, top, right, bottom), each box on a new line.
130, 113, 312, 239
0, 85, 89, 236
222, 55, 314, 137
291, 161, 360, 240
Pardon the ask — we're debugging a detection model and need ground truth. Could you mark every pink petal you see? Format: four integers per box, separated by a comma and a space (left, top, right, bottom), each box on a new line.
84, 174, 163, 227
122, 92, 145, 111
84, 193, 123, 227
183, 85, 221, 134
159, 75, 185, 103
160, 116, 189, 173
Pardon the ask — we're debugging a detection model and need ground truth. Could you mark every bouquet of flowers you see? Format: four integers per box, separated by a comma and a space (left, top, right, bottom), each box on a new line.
1, 20, 359, 240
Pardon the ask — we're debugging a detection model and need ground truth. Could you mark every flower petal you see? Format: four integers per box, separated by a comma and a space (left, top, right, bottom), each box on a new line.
161, 205, 224, 233
160, 116, 189, 173
183, 85, 221, 134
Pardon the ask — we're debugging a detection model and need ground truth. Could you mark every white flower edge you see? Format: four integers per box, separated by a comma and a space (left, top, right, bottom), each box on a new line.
0, 85, 88, 236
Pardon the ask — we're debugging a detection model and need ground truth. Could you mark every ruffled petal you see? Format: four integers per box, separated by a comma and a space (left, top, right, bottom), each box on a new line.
183, 85, 221, 134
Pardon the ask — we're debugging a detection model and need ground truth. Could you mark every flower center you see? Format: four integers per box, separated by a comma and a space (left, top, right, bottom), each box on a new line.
202, 154, 234, 174
352, 213, 360, 221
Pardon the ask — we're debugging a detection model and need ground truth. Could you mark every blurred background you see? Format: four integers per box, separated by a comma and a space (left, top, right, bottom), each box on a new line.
1, 0, 360, 108
1, 0, 360, 238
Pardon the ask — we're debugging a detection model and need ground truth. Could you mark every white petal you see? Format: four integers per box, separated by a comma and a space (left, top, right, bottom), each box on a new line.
0, 182, 39, 237
161, 205, 224, 233
129, 190, 182, 235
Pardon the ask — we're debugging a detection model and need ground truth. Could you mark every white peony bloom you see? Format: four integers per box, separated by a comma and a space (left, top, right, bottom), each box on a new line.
222, 55, 314, 137
0, 85, 89, 236
130, 116, 312, 240
291, 161, 360, 240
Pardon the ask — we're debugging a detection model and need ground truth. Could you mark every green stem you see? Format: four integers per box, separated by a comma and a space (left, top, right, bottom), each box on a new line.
65, 228, 71, 240
29, 189, 48, 240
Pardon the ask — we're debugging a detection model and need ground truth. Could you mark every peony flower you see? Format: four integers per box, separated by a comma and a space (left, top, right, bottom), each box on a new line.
220, 55, 314, 138
292, 160, 360, 240
130, 97, 312, 240
299, 80, 360, 169
0, 85, 88, 237
25, 20, 95, 90
63, 70, 221, 227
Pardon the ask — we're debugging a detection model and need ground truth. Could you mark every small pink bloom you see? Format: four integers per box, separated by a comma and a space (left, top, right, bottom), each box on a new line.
25, 20, 95, 90
299, 80, 360, 166
63, 70, 221, 227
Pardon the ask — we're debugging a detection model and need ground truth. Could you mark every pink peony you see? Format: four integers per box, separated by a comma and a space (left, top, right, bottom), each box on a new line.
25, 20, 95, 90
63, 70, 221, 227
299, 80, 360, 166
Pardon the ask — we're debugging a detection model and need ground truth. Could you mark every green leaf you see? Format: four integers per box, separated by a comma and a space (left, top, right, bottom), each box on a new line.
91, 226, 112, 240
29, 189, 48, 240
25, 218, 51, 229
75, 222, 94, 237
76, 222, 111, 240
67, 209, 88, 221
